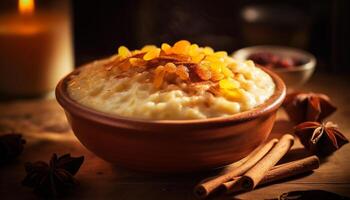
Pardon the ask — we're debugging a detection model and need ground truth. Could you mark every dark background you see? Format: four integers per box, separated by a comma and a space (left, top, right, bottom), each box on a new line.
0, 0, 348, 72
72, 0, 349, 73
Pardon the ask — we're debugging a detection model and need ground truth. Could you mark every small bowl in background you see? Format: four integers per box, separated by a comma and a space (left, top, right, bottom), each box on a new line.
232, 46, 316, 90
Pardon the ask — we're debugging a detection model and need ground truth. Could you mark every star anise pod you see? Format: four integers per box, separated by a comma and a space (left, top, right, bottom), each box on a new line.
283, 92, 337, 124
0, 133, 26, 165
22, 153, 84, 197
294, 121, 348, 156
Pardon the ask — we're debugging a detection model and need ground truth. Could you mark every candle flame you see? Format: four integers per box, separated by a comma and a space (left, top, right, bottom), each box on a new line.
18, 0, 35, 15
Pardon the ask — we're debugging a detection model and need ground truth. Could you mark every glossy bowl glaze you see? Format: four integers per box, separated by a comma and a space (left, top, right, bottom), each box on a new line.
56, 63, 286, 173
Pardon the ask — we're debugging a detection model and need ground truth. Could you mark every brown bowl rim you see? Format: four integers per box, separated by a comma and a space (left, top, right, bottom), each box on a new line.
55, 62, 286, 128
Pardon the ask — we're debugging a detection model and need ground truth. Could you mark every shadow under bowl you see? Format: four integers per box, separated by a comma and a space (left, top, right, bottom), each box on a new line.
55, 64, 286, 173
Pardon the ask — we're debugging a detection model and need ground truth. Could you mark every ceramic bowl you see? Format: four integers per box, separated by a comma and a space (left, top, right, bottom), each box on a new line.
233, 46, 316, 90
56, 63, 286, 173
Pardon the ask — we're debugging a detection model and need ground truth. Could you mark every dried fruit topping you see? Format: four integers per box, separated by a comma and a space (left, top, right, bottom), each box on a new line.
161, 43, 171, 53
219, 79, 240, 90
195, 66, 212, 81
108, 40, 259, 98
171, 40, 191, 55
153, 65, 166, 88
143, 48, 161, 61
176, 65, 190, 80
129, 58, 146, 67
164, 62, 177, 73
221, 88, 243, 101
141, 45, 157, 52
118, 46, 131, 58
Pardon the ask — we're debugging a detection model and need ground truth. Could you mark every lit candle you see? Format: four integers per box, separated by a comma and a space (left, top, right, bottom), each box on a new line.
0, 0, 73, 97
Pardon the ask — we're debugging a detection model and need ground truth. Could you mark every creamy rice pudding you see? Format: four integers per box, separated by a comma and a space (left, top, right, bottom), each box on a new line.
67, 41, 275, 120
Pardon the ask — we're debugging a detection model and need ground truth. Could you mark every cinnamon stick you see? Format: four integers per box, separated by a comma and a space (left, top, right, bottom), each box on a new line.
223, 155, 320, 193
194, 138, 279, 199
227, 134, 294, 192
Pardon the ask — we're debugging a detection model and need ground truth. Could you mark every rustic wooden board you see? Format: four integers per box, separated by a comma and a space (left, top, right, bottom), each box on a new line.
0, 73, 349, 199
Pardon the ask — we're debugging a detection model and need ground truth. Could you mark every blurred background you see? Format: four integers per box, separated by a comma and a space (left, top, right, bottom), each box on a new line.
0, 0, 349, 98
71, 0, 349, 72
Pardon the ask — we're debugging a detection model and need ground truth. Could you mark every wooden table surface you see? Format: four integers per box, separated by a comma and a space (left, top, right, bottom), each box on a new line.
0, 72, 350, 200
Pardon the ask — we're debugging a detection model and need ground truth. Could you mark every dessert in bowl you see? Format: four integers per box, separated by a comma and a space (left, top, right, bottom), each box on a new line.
56, 40, 286, 172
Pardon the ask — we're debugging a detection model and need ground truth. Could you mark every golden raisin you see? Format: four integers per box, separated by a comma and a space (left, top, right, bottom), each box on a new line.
172, 40, 191, 54
188, 44, 199, 56
191, 54, 205, 63
155, 65, 164, 73
222, 66, 233, 77
143, 48, 161, 61
203, 47, 214, 55
118, 46, 131, 58
221, 88, 242, 101
161, 43, 172, 54
227, 62, 238, 71
205, 55, 220, 63
141, 45, 157, 52
219, 78, 240, 89
176, 65, 190, 80
129, 58, 147, 67
210, 61, 225, 72
213, 51, 228, 58
211, 72, 225, 81
195, 66, 212, 80
153, 65, 165, 88
164, 62, 177, 73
